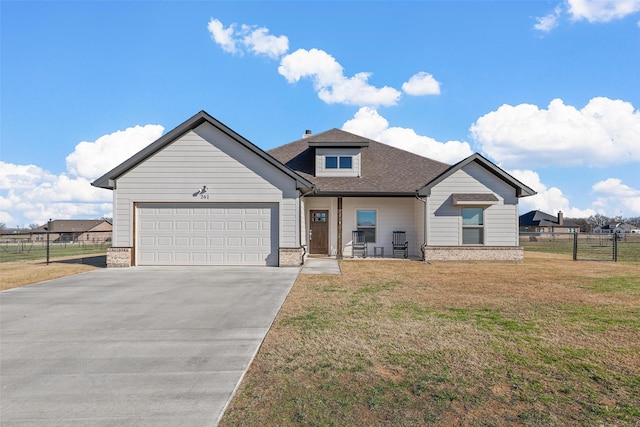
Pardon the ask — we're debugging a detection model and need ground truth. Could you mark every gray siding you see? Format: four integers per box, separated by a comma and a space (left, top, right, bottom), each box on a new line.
112, 122, 299, 248
342, 197, 418, 257
428, 162, 519, 246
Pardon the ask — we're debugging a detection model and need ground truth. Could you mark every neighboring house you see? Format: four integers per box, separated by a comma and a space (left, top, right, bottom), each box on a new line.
519, 210, 580, 234
594, 223, 640, 234
30, 219, 112, 243
92, 111, 535, 267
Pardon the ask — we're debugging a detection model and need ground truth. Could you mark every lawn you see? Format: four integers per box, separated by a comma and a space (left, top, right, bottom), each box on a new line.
0, 257, 106, 291
220, 252, 640, 426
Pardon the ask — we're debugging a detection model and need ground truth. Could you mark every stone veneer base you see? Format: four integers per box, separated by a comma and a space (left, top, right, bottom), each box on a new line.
423, 246, 524, 263
279, 247, 305, 267
107, 247, 133, 267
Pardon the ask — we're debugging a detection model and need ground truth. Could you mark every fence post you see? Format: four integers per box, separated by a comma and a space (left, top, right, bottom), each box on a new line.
613, 233, 618, 262
46, 219, 51, 265
573, 233, 578, 261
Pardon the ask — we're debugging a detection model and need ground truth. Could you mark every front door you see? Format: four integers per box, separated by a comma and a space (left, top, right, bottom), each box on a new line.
309, 210, 329, 254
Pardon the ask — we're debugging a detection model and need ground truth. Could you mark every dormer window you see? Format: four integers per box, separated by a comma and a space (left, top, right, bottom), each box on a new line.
339, 156, 352, 169
325, 156, 352, 169
308, 137, 368, 178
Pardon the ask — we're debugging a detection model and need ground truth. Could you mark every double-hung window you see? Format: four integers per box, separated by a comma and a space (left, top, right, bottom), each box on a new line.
357, 210, 377, 243
462, 207, 484, 244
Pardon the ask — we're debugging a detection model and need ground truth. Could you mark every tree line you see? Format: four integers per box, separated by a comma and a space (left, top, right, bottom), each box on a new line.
565, 214, 640, 232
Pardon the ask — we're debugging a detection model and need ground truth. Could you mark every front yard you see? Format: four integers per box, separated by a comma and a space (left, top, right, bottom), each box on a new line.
220, 253, 640, 426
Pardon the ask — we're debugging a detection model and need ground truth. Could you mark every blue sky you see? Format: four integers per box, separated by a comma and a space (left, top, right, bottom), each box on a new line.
1, 0, 639, 227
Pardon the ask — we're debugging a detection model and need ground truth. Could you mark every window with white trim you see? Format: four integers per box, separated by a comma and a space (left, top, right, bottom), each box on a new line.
325, 156, 352, 169
462, 207, 484, 244
357, 209, 377, 243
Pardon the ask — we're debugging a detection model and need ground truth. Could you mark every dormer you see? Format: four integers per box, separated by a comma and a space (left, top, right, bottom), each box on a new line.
306, 130, 369, 178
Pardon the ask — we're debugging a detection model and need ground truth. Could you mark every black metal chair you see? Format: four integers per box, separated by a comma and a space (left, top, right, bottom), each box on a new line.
352, 230, 367, 258
392, 231, 408, 258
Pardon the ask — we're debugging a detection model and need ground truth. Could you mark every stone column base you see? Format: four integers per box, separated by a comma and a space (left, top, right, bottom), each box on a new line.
423, 246, 523, 263
107, 247, 133, 267
279, 247, 304, 267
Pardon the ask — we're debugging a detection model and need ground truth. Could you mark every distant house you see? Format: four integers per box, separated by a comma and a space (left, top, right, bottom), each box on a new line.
594, 223, 640, 234
519, 210, 580, 234
30, 219, 112, 243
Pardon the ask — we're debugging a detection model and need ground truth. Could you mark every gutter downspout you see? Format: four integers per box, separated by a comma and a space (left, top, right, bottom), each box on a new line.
299, 187, 315, 261
416, 193, 428, 261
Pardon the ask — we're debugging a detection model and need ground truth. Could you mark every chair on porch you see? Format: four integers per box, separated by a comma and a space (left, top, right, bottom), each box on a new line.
392, 231, 408, 258
352, 230, 367, 258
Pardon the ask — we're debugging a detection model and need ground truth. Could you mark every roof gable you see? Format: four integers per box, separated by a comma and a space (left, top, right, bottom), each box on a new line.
92, 111, 312, 190
418, 153, 536, 198
32, 219, 111, 233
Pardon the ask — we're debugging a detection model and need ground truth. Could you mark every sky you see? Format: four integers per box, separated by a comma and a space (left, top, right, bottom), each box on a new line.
1, 0, 639, 228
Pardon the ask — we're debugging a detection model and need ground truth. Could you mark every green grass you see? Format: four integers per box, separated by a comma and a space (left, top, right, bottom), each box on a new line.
220, 257, 640, 426
0, 242, 110, 263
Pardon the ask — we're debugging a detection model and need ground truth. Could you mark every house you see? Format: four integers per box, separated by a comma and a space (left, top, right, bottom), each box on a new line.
594, 223, 640, 234
30, 219, 112, 243
92, 111, 535, 267
519, 210, 580, 234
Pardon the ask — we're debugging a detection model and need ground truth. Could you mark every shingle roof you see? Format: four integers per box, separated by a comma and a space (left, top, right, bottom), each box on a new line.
519, 210, 578, 227
31, 219, 111, 233
268, 129, 451, 194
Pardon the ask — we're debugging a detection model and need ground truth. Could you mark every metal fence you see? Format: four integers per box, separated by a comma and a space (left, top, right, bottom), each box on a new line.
0, 241, 111, 263
520, 232, 640, 263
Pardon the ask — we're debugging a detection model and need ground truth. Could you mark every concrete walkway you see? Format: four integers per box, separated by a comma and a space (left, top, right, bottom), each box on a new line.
0, 266, 299, 427
300, 258, 341, 275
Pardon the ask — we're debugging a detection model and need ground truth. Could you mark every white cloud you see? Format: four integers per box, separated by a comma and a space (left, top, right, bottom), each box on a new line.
1, 124, 163, 227
534, 1, 640, 32
402, 72, 441, 96
534, 5, 563, 32
242, 25, 289, 59
0, 162, 56, 190
470, 97, 640, 169
279, 48, 402, 107
66, 124, 164, 180
207, 18, 239, 55
207, 18, 289, 59
592, 178, 640, 216
510, 169, 597, 217
567, 0, 640, 22
342, 107, 473, 164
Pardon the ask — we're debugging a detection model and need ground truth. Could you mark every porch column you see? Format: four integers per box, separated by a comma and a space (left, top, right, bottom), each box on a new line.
337, 197, 343, 259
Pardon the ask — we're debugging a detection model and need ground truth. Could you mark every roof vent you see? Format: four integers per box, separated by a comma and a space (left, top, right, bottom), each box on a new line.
302, 129, 312, 139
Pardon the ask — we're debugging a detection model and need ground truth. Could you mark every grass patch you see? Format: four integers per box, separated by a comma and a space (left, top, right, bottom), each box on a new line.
220, 253, 640, 426
0, 254, 107, 290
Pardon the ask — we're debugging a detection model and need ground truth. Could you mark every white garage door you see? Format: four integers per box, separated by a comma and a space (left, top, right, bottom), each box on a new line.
136, 203, 278, 266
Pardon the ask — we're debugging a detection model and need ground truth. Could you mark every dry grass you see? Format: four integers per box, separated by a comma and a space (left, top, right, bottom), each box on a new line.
0, 255, 106, 291
220, 252, 640, 426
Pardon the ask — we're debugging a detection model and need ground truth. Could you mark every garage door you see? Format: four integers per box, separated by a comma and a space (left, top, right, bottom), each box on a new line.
136, 204, 278, 266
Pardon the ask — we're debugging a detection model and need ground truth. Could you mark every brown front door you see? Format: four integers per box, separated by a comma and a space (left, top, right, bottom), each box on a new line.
309, 210, 329, 254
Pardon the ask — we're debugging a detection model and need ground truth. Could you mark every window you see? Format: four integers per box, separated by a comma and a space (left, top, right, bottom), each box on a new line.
312, 211, 327, 222
325, 156, 338, 169
325, 155, 352, 169
339, 156, 352, 169
462, 207, 484, 244
357, 210, 377, 243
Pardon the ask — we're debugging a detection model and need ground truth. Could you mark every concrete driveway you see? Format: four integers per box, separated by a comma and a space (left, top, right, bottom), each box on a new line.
0, 266, 299, 427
